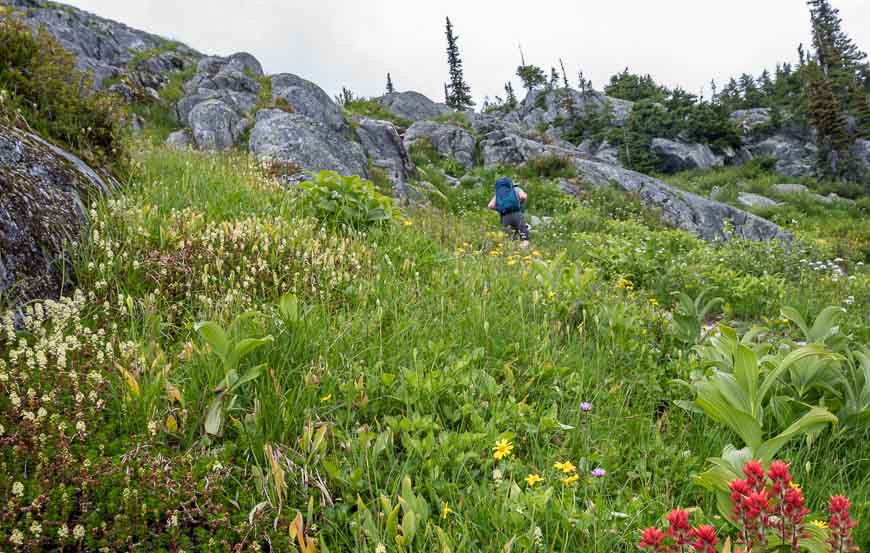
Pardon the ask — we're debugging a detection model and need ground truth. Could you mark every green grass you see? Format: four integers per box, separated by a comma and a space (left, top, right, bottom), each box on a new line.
343, 98, 412, 128
1, 144, 869, 551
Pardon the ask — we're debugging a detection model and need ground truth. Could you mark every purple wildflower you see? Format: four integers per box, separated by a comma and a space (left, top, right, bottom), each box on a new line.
591, 467, 606, 478
580, 402, 592, 413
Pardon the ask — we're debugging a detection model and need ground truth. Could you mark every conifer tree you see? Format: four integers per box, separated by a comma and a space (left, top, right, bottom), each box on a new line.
807, 62, 850, 178
549, 67, 560, 90
559, 59, 570, 89
516, 64, 546, 93
386, 73, 395, 94
504, 82, 518, 109
444, 17, 474, 110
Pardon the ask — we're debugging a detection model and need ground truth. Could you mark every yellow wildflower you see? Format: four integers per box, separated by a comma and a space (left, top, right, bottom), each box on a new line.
441, 502, 451, 519
320, 394, 332, 402
810, 520, 828, 529
492, 438, 514, 460
553, 460, 576, 474
789, 481, 801, 492
525, 474, 544, 487
648, 298, 659, 306
561, 474, 580, 485
532, 250, 541, 257
403, 220, 413, 226
547, 291, 556, 300
616, 277, 634, 290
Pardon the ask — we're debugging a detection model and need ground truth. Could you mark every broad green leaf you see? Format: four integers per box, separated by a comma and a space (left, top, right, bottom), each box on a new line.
228, 336, 273, 370
781, 306, 810, 338
695, 382, 763, 448
733, 345, 759, 416
195, 321, 229, 362
755, 406, 838, 461
204, 395, 225, 435
808, 306, 846, 343
229, 363, 266, 393
759, 345, 840, 404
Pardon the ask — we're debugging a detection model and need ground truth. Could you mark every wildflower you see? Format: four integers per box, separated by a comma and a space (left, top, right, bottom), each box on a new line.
148, 420, 158, 436
561, 474, 579, 485
638, 527, 666, 550
553, 460, 576, 474
789, 481, 802, 492
810, 520, 829, 529
532, 526, 543, 546
525, 474, 544, 487
580, 402, 592, 413
58, 524, 69, 539
73, 524, 85, 540
666, 509, 691, 545
691, 525, 718, 553
591, 467, 606, 478
320, 394, 332, 402
376, 544, 387, 553
10, 529, 24, 545
828, 495, 858, 553
441, 502, 451, 519
12, 481, 24, 497
30, 521, 42, 536
648, 298, 659, 306
403, 220, 413, 226
492, 438, 514, 460
76, 420, 86, 433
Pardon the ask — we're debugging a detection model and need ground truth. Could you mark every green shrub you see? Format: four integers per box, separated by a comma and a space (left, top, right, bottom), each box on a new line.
0, 15, 125, 170
298, 170, 398, 229
343, 98, 411, 128
518, 154, 576, 179
431, 110, 471, 130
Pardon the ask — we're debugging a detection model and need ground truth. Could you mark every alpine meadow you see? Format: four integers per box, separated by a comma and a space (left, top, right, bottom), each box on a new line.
2, 0, 870, 552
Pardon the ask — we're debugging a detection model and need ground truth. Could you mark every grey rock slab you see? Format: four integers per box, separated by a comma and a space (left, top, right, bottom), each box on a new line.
165, 130, 192, 150
249, 109, 367, 177
737, 192, 784, 209
271, 73, 348, 134
651, 138, 723, 172
356, 118, 415, 184
379, 91, 451, 122
0, 122, 113, 307
404, 121, 476, 169
571, 157, 791, 242
189, 99, 246, 151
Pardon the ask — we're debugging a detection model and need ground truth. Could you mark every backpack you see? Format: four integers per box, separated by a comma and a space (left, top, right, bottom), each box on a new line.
494, 178, 521, 215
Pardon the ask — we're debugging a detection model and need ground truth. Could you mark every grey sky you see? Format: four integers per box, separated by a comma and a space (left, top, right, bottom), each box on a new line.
66, 0, 870, 106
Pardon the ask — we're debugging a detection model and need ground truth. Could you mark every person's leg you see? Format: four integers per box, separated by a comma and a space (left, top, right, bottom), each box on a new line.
513, 213, 531, 248
502, 212, 522, 241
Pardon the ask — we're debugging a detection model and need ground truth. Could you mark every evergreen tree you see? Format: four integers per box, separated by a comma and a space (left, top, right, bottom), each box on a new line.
504, 81, 518, 109
386, 73, 395, 94
549, 67, 560, 90
807, 62, 850, 178
516, 64, 547, 92
444, 17, 474, 110
444, 83, 450, 104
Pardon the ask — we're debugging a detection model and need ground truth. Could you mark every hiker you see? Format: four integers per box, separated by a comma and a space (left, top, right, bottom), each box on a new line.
488, 177, 530, 248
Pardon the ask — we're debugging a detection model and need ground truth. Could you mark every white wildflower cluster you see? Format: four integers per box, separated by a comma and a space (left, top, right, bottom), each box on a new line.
800, 258, 847, 280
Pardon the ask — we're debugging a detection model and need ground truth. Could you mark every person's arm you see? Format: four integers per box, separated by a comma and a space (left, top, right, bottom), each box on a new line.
488, 195, 497, 210
516, 187, 528, 204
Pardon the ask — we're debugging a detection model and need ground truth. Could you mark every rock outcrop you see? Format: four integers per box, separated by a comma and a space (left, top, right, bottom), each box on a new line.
379, 91, 451, 122
404, 121, 477, 169
737, 192, 784, 209
356, 118, 415, 184
651, 138, 723, 172
572, 158, 791, 242
189, 100, 247, 151
520, 89, 634, 132
6, 0, 200, 88
249, 109, 367, 177
745, 135, 818, 178
176, 53, 263, 136
0, 123, 113, 306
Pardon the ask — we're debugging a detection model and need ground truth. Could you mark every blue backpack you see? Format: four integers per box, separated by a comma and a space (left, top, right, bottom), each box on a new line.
494, 178, 521, 215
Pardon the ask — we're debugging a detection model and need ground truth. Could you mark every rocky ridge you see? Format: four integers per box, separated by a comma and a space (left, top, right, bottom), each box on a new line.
4, 0, 806, 248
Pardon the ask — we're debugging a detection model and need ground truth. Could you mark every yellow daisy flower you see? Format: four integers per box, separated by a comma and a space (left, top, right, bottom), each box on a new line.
525, 474, 544, 487
492, 438, 514, 460
553, 460, 577, 474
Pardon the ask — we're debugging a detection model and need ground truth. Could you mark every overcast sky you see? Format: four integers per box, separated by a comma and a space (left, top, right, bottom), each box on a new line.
65, 0, 870, 106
